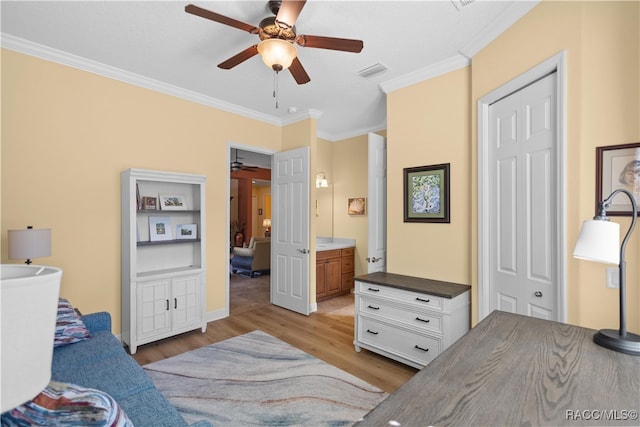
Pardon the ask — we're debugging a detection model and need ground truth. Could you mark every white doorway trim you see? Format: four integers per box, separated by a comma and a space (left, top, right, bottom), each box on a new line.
477, 51, 567, 323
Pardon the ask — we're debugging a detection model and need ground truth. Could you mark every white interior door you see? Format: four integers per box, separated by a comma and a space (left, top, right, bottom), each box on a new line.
271, 147, 310, 315
489, 73, 558, 320
367, 133, 387, 273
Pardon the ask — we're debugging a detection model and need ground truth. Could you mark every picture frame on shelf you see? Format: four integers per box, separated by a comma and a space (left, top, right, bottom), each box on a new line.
404, 163, 450, 223
149, 216, 173, 241
159, 193, 187, 210
142, 196, 157, 210
348, 198, 366, 216
596, 142, 640, 216
176, 224, 197, 240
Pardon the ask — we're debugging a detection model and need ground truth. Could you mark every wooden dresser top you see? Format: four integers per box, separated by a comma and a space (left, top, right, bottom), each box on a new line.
354, 272, 470, 299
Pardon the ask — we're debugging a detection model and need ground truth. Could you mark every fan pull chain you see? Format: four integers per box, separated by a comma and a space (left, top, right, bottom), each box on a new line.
273, 70, 280, 109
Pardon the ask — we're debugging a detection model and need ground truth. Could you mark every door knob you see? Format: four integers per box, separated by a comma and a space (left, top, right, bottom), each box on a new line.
534, 291, 543, 297
297, 248, 309, 254
366, 256, 383, 263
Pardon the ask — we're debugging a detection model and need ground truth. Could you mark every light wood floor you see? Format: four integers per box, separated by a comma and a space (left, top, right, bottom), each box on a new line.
131, 273, 417, 393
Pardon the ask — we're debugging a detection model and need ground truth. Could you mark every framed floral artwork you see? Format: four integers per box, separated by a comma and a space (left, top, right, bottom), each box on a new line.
404, 163, 450, 223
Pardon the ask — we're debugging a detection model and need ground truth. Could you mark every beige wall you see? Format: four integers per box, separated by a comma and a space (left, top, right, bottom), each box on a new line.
1, 50, 282, 333
387, 67, 472, 286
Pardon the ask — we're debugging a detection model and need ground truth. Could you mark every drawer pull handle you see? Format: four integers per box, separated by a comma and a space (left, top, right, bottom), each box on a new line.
366, 329, 379, 335
415, 317, 430, 323
174, 298, 178, 309
367, 305, 380, 310
368, 287, 380, 292
416, 297, 431, 303
414, 345, 429, 352
166, 299, 170, 311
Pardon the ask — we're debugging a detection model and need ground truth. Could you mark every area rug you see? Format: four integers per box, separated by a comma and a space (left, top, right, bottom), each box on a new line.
143, 330, 387, 426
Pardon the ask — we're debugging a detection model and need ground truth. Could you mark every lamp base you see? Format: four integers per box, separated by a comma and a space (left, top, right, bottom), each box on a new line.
593, 329, 640, 356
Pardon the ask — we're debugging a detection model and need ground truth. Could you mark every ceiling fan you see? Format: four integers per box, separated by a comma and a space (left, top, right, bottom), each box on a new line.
185, 0, 364, 84
231, 150, 259, 172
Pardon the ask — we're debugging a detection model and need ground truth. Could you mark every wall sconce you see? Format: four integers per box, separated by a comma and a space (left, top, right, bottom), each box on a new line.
263, 218, 271, 237
8, 226, 52, 265
316, 172, 329, 188
573, 188, 639, 356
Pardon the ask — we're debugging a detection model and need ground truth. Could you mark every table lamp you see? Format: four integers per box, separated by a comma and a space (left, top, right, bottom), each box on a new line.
263, 218, 271, 237
8, 226, 52, 264
573, 188, 640, 355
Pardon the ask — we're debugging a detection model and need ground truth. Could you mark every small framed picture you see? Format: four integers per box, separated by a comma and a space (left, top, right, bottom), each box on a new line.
142, 196, 157, 210
176, 224, 197, 240
159, 194, 187, 210
596, 142, 640, 216
149, 216, 173, 241
404, 163, 450, 223
348, 198, 366, 215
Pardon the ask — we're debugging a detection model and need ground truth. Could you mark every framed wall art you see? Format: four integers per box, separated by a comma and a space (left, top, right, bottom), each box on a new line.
596, 142, 640, 216
404, 163, 450, 223
159, 193, 187, 210
176, 224, 197, 240
348, 198, 366, 216
149, 216, 173, 241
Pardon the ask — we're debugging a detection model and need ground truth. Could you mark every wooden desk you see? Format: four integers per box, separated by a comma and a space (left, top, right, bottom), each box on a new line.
356, 311, 640, 426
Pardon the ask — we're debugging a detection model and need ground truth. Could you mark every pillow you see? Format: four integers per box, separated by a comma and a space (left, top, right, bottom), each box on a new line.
54, 298, 91, 347
1, 381, 133, 426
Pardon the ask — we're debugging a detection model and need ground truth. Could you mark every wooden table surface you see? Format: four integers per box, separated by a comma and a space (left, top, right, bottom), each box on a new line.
356, 311, 640, 426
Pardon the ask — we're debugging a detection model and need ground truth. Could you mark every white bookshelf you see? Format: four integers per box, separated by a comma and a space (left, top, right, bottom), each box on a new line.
121, 168, 206, 354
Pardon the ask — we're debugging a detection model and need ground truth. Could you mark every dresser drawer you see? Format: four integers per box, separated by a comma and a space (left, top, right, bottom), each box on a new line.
358, 295, 443, 334
356, 281, 444, 311
357, 316, 441, 366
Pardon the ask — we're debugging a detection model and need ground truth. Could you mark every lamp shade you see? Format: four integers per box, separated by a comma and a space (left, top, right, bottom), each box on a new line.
263, 218, 271, 228
8, 228, 52, 261
257, 38, 297, 71
1, 264, 62, 412
573, 219, 620, 264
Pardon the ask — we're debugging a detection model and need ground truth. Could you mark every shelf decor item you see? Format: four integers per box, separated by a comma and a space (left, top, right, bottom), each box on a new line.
159, 194, 187, 211
176, 224, 197, 240
403, 163, 450, 223
149, 216, 173, 241
596, 142, 640, 216
142, 196, 157, 210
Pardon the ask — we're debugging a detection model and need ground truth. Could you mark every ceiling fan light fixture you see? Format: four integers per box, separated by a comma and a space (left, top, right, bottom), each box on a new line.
257, 38, 297, 71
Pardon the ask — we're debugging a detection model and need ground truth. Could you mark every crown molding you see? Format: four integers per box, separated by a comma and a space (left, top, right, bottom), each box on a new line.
280, 108, 323, 127
318, 120, 387, 142
458, 0, 540, 58
378, 54, 470, 94
1, 33, 286, 127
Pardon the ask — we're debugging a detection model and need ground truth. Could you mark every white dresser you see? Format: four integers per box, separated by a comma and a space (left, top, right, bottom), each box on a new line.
354, 272, 470, 369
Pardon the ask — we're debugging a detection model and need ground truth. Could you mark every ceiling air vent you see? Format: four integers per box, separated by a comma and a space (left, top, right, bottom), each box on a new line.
450, 0, 476, 11
357, 62, 388, 78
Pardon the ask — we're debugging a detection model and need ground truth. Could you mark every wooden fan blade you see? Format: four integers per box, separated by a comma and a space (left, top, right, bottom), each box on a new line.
289, 57, 311, 85
185, 4, 259, 34
296, 35, 363, 53
275, 0, 307, 28
218, 45, 259, 69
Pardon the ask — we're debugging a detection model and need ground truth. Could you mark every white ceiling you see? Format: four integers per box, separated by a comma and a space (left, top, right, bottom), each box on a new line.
1, 1, 538, 141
